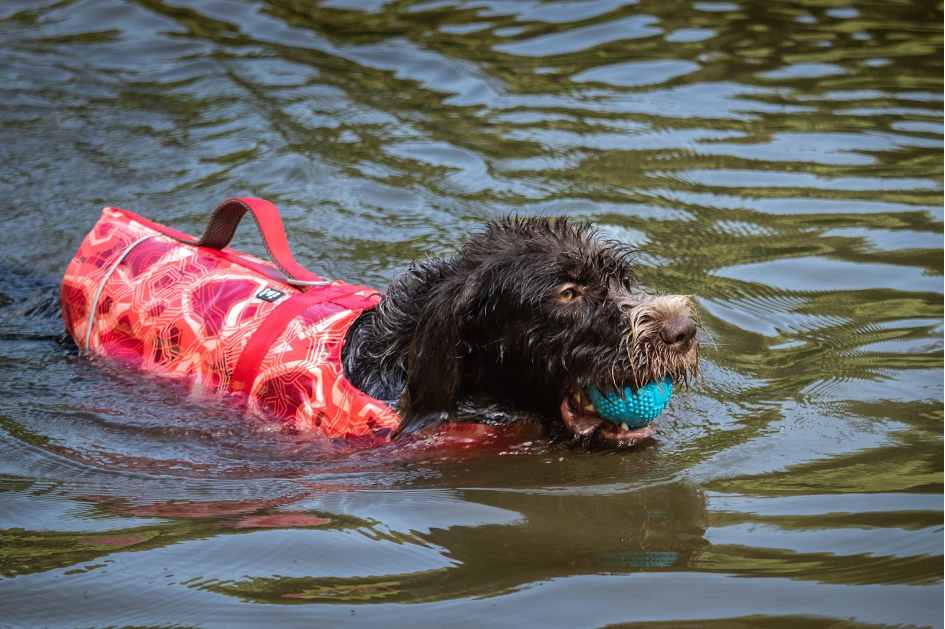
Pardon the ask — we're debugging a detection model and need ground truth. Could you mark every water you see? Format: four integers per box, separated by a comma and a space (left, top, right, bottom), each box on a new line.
0, 0, 941, 626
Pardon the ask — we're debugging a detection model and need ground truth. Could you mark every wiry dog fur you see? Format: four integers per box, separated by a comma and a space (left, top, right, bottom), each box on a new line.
342, 216, 700, 441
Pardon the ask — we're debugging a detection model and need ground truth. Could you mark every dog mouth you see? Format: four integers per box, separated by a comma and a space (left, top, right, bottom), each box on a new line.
559, 389, 657, 443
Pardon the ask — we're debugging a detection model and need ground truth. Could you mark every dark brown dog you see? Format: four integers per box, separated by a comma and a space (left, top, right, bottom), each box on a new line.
342, 217, 700, 443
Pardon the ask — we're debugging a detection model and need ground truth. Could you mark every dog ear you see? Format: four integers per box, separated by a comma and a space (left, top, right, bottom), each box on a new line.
395, 280, 479, 435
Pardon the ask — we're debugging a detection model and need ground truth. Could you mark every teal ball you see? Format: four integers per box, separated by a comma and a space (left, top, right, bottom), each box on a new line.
587, 378, 674, 428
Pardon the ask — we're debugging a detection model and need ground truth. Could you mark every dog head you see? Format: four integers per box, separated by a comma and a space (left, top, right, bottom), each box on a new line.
395, 216, 701, 442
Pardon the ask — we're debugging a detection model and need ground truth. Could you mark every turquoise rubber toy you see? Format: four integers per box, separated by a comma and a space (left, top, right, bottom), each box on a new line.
587, 377, 674, 428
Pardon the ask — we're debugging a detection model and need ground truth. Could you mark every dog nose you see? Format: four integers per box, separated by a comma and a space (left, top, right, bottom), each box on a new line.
660, 316, 696, 352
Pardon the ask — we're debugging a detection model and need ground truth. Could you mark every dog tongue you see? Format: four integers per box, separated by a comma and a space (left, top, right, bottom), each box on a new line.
560, 395, 605, 437
559, 394, 658, 442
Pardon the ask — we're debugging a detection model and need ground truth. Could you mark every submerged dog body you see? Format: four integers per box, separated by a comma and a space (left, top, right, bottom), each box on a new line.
63, 204, 699, 444
344, 217, 700, 442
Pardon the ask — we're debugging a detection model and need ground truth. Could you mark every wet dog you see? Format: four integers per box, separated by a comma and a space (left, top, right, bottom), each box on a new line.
342, 217, 701, 443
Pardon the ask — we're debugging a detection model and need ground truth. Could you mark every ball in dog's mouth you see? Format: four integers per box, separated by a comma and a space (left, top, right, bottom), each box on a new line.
560, 389, 658, 443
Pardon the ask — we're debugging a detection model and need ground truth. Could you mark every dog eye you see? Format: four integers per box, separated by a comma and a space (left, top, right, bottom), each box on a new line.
558, 287, 580, 302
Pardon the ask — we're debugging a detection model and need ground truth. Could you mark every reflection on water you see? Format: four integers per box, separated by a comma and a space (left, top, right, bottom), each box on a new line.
0, 0, 941, 626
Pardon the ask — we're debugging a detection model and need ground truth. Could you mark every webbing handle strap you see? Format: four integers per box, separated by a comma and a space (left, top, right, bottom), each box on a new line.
176, 197, 329, 287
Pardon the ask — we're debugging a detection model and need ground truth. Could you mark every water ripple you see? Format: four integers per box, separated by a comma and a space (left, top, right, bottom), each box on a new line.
0, 0, 941, 625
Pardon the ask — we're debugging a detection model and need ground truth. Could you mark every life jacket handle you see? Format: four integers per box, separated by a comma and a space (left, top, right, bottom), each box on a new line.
176, 197, 329, 287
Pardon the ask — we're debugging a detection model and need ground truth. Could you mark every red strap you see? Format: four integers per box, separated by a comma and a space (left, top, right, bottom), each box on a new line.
229, 292, 324, 394
229, 286, 379, 395
179, 197, 322, 285
112, 207, 313, 286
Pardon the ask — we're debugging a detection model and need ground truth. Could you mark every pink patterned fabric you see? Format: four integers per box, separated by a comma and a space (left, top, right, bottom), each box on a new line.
61, 207, 400, 439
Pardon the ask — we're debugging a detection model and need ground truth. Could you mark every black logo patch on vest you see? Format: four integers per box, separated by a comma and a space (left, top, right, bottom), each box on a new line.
256, 287, 285, 302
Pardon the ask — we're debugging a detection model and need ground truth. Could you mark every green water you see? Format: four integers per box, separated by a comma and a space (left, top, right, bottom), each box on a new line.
0, 0, 941, 626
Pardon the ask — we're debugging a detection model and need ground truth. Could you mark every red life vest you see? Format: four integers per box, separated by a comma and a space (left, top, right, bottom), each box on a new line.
60, 198, 400, 439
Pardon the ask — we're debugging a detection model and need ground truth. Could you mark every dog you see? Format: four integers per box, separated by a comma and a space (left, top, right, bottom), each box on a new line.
342, 216, 701, 443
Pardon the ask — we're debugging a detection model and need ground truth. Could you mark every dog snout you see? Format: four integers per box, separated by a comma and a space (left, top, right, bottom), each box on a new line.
660, 315, 696, 353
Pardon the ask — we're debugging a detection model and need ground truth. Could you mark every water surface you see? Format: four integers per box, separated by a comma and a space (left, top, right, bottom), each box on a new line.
0, 0, 941, 627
